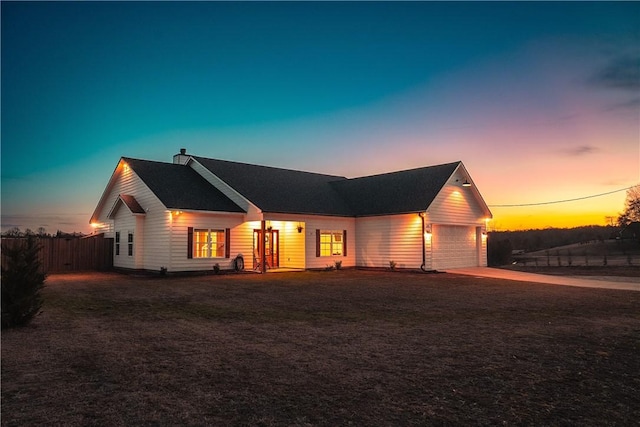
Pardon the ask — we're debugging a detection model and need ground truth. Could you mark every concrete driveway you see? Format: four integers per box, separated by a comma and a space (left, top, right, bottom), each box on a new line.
447, 267, 640, 292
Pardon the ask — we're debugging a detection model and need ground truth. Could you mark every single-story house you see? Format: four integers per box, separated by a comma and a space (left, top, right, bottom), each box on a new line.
90, 149, 492, 273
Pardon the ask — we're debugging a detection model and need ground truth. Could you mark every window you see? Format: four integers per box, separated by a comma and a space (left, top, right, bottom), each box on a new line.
319, 230, 344, 256
194, 229, 225, 258
115, 232, 120, 256
127, 232, 134, 256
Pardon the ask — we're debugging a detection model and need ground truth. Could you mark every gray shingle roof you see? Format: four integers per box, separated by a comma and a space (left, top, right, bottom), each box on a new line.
331, 162, 460, 216
192, 157, 354, 216
113, 155, 462, 217
119, 194, 145, 214
124, 158, 244, 213
193, 156, 460, 217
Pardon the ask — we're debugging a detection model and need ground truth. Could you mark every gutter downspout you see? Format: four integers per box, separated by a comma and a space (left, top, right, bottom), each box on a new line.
420, 212, 428, 272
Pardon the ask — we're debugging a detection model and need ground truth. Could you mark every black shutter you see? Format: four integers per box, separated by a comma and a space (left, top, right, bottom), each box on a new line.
187, 227, 193, 259
343, 230, 347, 257
225, 228, 231, 258
316, 229, 321, 257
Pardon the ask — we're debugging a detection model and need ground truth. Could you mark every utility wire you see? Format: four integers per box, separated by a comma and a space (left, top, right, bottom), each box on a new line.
488, 185, 637, 208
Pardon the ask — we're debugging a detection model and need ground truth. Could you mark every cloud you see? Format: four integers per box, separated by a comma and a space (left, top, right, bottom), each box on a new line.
589, 55, 640, 91
557, 145, 600, 156
603, 96, 640, 112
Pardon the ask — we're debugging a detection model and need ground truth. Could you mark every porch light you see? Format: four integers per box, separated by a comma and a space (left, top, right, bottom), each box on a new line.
462, 179, 471, 187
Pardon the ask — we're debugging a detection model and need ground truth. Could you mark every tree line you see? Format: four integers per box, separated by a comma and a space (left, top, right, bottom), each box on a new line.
1, 227, 85, 238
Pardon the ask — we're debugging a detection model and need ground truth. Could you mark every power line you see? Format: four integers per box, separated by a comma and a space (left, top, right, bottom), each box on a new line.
488, 185, 637, 208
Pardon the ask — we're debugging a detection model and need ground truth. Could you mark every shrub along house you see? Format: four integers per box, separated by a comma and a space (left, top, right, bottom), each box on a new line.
90, 149, 492, 273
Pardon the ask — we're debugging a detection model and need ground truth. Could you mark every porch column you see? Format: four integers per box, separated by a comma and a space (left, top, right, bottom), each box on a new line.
261, 219, 266, 274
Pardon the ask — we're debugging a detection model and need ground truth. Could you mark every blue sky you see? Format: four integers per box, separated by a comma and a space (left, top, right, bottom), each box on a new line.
2, 1, 639, 232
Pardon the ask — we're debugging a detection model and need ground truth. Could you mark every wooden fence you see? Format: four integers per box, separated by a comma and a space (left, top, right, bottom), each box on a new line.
1, 235, 113, 273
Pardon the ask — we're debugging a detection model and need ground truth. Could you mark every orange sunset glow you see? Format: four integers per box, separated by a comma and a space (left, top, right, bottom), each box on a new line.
2, 2, 638, 234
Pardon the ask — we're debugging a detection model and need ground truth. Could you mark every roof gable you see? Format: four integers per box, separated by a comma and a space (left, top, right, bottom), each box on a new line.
107, 194, 146, 219
123, 158, 245, 213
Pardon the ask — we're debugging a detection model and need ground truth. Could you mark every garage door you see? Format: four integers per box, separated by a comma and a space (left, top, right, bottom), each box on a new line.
432, 225, 478, 270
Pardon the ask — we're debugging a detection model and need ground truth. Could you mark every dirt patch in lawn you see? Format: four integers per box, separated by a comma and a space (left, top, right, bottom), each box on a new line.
2, 271, 639, 426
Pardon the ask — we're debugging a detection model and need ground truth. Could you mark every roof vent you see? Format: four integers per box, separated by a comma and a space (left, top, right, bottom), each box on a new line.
180, 148, 186, 155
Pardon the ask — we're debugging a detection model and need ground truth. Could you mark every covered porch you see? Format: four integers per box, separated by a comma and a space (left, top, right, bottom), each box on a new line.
244, 220, 307, 272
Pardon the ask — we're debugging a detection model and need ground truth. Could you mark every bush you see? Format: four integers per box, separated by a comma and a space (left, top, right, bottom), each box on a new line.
1, 236, 46, 329
487, 236, 512, 266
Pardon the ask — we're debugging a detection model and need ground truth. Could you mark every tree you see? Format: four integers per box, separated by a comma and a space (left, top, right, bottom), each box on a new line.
3, 227, 22, 237
618, 185, 640, 226
487, 235, 513, 266
1, 236, 46, 329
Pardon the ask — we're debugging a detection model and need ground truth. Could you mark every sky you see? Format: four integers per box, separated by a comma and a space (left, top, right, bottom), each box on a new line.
2, 1, 639, 233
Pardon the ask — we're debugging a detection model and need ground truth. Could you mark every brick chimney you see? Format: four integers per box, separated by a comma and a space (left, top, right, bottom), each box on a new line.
173, 148, 189, 165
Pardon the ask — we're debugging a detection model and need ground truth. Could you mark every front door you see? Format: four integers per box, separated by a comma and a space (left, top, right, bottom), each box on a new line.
253, 229, 279, 269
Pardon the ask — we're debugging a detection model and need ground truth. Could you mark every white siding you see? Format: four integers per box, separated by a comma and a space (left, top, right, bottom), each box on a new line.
303, 216, 356, 269
113, 209, 136, 269
168, 211, 246, 272
261, 218, 306, 269
477, 227, 488, 267
426, 169, 486, 225
95, 162, 171, 271
355, 214, 423, 269
423, 167, 489, 269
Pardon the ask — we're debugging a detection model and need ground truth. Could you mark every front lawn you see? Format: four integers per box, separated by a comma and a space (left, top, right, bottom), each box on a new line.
2, 271, 639, 425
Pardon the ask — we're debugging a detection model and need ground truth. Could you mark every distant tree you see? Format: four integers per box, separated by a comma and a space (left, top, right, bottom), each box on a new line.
618, 185, 640, 226
3, 227, 22, 237
487, 235, 512, 266
1, 236, 46, 329
36, 227, 48, 237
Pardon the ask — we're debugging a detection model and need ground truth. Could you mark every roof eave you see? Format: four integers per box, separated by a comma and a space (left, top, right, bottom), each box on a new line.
164, 208, 246, 215
90, 158, 127, 223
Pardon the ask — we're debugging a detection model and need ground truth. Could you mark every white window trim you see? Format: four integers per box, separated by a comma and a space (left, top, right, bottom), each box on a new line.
193, 228, 226, 258
320, 230, 343, 257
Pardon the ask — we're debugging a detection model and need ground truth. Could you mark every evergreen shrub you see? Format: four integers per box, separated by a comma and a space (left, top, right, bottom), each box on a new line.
1, 236, 46, 329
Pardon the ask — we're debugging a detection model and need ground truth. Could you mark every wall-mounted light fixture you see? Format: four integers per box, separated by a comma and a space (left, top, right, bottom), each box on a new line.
424, 223, 432, 235
462, 179, 471, 187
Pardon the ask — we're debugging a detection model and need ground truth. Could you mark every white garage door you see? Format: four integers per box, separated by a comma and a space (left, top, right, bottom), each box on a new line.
432, 225, 478, 270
